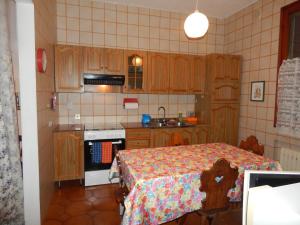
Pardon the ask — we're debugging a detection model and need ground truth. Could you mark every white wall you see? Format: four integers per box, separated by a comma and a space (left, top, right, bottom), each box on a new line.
15, 0, 41, 224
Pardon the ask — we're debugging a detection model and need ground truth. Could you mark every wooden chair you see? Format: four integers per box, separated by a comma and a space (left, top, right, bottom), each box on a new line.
239, 135, 264, 156
168, 132, 189, 146
114, 149, 129, 216
179, 159, 238, 225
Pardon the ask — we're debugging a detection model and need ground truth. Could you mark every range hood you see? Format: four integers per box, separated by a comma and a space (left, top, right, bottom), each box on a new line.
83, 74, 125, 85
83, 73, 125, 93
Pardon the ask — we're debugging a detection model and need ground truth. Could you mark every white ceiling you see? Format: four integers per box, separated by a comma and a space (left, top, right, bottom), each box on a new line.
98, 0, 257, 18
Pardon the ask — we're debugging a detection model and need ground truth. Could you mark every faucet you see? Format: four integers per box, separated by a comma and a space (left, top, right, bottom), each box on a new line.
158, 106, 166, 122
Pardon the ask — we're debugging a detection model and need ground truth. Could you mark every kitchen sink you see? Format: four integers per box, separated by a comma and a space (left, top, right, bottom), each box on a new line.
148, 118, 195, 128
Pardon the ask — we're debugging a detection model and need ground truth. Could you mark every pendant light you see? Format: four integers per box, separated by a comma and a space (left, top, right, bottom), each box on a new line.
184, 0, 209, 39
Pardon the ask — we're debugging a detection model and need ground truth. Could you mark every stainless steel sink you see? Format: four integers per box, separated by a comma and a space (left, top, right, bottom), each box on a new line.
148, 118, 194, 128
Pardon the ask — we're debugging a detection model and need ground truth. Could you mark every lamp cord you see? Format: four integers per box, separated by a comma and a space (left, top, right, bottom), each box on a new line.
195, 0, 199, 10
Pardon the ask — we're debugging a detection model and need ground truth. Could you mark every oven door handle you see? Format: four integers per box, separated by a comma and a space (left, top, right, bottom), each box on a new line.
112, 140, 123, 145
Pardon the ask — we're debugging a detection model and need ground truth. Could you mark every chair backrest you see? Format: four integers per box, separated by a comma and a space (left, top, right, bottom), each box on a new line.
200, 158, 238, 211
239, 135, 264, 156
168, 132, 189, 146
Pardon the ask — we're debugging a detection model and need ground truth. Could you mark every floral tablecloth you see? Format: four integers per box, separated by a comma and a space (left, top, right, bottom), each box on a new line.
110, 143, 282, 225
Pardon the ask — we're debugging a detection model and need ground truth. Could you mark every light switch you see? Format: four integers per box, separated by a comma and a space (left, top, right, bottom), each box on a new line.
74, 114, 80, 120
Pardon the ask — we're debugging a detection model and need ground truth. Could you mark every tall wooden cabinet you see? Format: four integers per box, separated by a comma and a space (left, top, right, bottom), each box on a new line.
55, 45, 83, 92
53, 131, 84, 183
196, 54, 241, 146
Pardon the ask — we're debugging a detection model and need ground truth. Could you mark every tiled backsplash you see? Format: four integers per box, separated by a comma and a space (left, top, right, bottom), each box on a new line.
58, 93, 195, 124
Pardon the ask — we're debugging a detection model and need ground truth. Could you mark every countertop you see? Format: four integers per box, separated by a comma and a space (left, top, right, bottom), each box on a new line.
54, 124, 84, 132
121, 122, 209, 129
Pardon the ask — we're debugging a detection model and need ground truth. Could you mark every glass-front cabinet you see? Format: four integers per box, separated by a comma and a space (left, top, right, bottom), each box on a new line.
124, 50, 148, 93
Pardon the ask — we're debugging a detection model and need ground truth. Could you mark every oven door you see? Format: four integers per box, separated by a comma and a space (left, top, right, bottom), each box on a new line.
84, 138, 125, 171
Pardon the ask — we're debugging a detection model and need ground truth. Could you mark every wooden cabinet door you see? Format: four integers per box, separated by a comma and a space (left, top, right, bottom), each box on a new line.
225, 55, 241, 81
82, 47, 104, 73
169, 54, 192, 93
124, 50, 148, 93
209, 54, 226, 81
226, 104, 239, 146
191, 56, 206, 93
212, 81, 240, 103
55, 45, 83, 92
104, 48, 124, 74
148, 52, 170, 93
54, 131, 84, 181
150, 129, 172, 147
192, 126, 210, 144
211, 104, 228, 143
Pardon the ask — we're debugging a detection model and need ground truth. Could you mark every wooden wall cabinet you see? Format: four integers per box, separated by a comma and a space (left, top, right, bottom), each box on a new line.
169, 54, 193, 93
207, 54, 241, 103
124, 50, 148, 93
148, 52, 170, 93
82, 47, 124, 75
55, 45, 83, 92
190, 56, 206, 94
53, 131, 84, 182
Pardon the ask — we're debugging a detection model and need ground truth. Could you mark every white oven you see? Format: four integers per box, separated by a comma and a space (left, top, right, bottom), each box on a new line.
84, 124, 125, 186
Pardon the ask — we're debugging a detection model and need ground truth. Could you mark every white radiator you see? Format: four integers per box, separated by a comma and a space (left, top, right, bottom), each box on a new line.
280, 147, 300, 171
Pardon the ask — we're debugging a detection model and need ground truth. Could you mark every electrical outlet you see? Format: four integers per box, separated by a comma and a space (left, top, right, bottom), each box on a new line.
74, 114, 80, 120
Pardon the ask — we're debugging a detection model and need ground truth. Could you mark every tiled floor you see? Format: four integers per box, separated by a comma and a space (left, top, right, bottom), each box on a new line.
44, 182, 242, 225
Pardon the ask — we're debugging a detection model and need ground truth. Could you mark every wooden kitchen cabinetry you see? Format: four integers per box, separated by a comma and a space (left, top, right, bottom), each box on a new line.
82, 47, 124, 75
210, 104, 239, 146
125, 128, 151, 149
190, 56, 206, 94
169, 54, 193, 93
196, 54, 241, 146
53, 131, 84, 184
207, 54, 241, 103
148, 52, 170, 93
193, 126, 210, 144
124, 50, 148, 93
55, 45, 83, 92
150, 128, 194, 148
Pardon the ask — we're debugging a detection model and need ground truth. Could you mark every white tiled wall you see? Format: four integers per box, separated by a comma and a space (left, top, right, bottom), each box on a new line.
56, 0, 225, 54
224, 0, 299, 159
58, 93, 195, 124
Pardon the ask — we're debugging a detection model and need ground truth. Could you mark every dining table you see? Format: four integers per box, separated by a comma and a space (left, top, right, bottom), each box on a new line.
110, 143, 282, 225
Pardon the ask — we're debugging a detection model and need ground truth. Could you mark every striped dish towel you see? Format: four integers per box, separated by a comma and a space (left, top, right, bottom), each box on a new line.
92, 142, 102, 164
101, 142, 112, 163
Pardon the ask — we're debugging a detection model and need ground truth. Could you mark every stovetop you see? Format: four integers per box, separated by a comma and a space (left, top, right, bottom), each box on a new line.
84, 123, 124, 131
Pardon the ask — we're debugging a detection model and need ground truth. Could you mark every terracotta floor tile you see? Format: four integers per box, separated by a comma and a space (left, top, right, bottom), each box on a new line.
93, 211, 121, 225
92, 186, 115, 199
92, 197, 119, 211
65, 188, 93, 202
65, 201, 93, 216
43, 220, 63, 225
45, 184, 242, 225
63, 215, 93, 225
46, 204, 69, 221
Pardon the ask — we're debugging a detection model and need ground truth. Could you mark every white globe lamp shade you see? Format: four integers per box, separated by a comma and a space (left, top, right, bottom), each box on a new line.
184, 10, 209, 39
